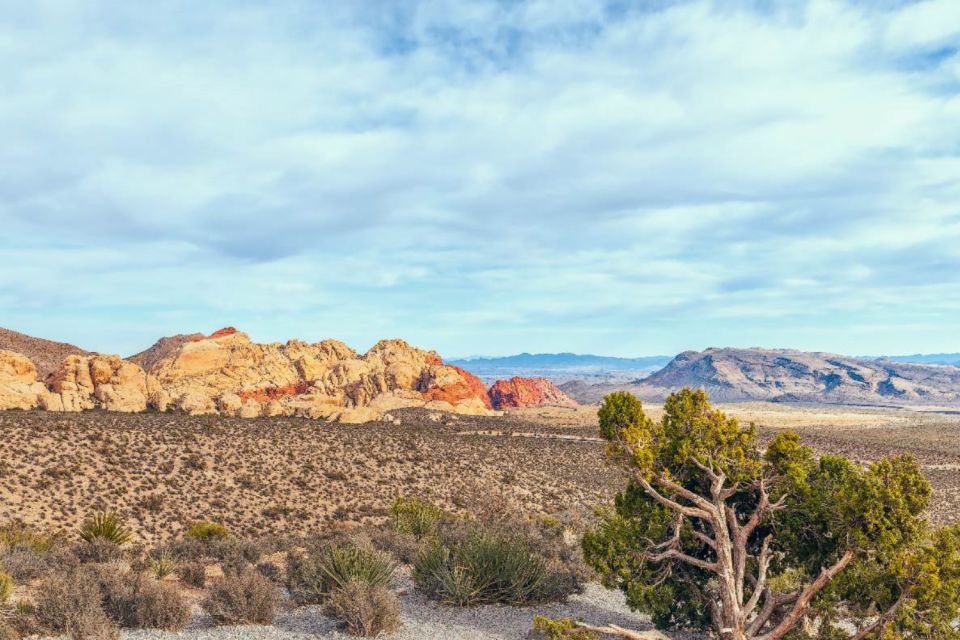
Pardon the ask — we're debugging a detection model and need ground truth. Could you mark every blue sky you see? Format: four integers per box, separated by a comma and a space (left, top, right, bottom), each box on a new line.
1, 0, 959, 358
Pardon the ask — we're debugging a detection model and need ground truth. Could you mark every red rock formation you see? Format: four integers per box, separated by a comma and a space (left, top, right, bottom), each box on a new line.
422, 365, 493, 409
488, 376, 578, 409
190, 327, 238, 342
239, 381, 313, 404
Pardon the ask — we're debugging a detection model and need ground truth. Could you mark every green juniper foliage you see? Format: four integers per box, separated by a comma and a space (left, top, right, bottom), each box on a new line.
583, 388, 960, 640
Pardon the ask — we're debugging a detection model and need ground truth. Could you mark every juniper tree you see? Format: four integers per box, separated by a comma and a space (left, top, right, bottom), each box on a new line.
581, 389, 960, 640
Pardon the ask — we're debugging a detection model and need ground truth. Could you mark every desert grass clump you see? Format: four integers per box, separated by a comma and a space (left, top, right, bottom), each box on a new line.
178, 560, 206, 588
184, 521, 229, 542
413, 524, 573, 606
0, 570, 12, 605
390, 497, 445, 539
79, 511, 132, 546
202, 568, 280, 625
325, 581, 401, 637
287, 538, 395, 605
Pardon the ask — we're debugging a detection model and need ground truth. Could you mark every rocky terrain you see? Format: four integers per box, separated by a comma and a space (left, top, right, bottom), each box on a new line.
0, 327, 89, 378
563, 347, 960, 406
0, 327, 577, 422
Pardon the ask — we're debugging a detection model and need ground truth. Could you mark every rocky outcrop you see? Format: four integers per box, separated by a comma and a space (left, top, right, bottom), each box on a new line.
565, 347, 960, 406
0, 349, 49, 410
45, 354, 166, 412
138, 328, 496, 422
487, 376, 578, 409
0, 327, 90, 379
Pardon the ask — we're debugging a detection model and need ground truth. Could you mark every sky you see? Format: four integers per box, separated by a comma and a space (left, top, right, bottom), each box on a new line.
1, 0, 959, 359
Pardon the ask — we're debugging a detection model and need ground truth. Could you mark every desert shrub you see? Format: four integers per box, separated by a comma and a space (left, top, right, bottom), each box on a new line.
255, 560, 282, 583
184, 521, 229, 541
149, 550, 176, 579
325, 581, 401, 637
207, 538, 268, 574
202, 568, 280, 625
0, 621, 15, 640
371, 527, 423, 565
178, 560, 206, 588
79, 511, 131, 546
413, 524, 574, 606
74, 539, 125, 564
532, 616, 599, 640
0, 522, 56, 553
35, 566, 119, 639
94, 563, 190, 631
0, 570, 11, 605
391, 497, 444, 539
287, 538, 395, 605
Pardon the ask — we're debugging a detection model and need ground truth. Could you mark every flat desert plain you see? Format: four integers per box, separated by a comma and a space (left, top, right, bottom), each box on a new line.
1, 402, 958, 544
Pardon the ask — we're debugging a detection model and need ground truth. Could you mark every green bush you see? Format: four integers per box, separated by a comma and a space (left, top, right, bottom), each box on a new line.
79, 511, 132, 546
287, 538, 395, 604
0, 522, 56, 553
184, 521, 229, 541
391, 497, 445, 539
325, 581, 401, 637
532, 616, 599, 640
202, 568, 280, 625
413, 525, 571, 606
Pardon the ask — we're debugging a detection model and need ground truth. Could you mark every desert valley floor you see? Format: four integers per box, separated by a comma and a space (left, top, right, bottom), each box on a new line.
2, 402, 959, 543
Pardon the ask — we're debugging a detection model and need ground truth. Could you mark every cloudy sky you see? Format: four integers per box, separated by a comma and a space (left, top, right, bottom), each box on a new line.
2, 0, 959, 358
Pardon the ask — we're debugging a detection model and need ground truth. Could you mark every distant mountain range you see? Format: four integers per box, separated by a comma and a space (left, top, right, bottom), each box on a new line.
450, 353, 672, 383
561, 347, 960, 406
869, 353, 960, 366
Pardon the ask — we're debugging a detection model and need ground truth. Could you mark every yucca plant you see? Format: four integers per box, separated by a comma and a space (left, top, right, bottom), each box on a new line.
150, 551, 176, 579
79, 511, 132, 545
287, 540, 396, 604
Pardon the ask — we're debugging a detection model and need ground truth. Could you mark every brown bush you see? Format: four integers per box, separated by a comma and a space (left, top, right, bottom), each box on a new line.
34, 566, 119, 639
325, 582, 401, 637
178, 560, 207, 588
202, 568, 280, 625
73, 539, 125, 564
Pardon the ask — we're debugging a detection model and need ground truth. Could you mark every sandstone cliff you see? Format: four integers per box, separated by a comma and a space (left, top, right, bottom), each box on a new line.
488, 376, 578, 409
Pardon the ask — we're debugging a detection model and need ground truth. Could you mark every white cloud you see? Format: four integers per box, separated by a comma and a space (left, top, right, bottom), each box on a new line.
0, 0, 958, 357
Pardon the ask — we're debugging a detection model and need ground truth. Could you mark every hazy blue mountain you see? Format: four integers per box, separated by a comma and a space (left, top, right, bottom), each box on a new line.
450, 353, 672, 383
870, 353, 960, 366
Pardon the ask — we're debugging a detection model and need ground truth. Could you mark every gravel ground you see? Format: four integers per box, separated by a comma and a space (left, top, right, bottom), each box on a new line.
118, 575, 655, 640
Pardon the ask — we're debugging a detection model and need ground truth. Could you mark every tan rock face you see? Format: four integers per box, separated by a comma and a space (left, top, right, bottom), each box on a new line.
138, 329, 495, 421
0, 349, 48, 410
46, 354, 159, 412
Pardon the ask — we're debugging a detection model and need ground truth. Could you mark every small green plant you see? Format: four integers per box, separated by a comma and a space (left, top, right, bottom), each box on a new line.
79, 511, 132, 545
0, 570, 12, 605
532, 616, 599, 640
184, 521, 229, 541
391, 497, 445, 539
